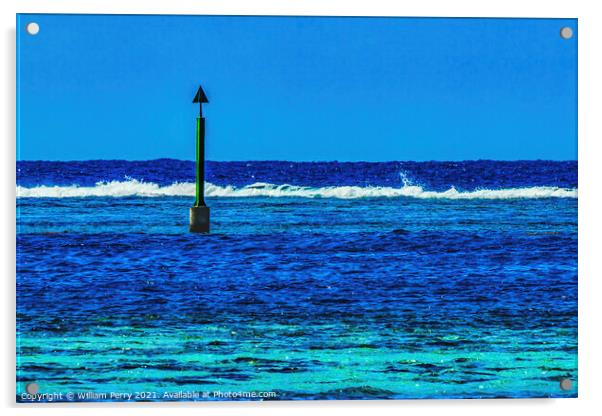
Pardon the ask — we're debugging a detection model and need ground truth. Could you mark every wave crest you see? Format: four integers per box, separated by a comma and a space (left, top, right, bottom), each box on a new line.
16, 179, 578, 200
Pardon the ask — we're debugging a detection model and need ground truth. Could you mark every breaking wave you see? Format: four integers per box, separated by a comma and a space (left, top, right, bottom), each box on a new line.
16, 179, 578, 200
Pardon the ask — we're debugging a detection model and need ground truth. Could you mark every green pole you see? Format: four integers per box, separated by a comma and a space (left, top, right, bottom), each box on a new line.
190, 85, 210, 233
195, 117, 206, 207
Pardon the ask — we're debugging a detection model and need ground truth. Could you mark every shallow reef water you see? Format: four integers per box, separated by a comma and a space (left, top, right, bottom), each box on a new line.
16, 160, 577, 401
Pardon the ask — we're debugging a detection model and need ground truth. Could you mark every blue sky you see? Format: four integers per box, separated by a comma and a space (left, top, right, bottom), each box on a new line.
17, 15, 577, 161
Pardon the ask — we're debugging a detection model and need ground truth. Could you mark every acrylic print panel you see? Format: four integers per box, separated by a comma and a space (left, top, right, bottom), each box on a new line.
16, 14, 578, 402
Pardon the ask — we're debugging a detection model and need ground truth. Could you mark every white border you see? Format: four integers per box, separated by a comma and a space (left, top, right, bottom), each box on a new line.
3, 1, 601, 415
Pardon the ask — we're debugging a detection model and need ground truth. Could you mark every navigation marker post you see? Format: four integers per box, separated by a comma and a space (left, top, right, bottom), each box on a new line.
189, 85, 210, 233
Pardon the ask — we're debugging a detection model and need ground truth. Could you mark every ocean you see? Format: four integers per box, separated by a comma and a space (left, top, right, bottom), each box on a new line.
16, 160, 578, 401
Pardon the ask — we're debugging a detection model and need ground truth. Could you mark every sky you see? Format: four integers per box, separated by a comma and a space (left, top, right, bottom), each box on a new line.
17, 15, 577, 161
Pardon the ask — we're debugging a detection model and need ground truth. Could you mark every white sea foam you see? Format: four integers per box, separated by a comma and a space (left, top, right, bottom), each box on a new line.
16, 179, 578, 200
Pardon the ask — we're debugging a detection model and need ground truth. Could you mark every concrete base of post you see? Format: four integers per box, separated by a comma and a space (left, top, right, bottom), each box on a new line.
189, 206, 210, 233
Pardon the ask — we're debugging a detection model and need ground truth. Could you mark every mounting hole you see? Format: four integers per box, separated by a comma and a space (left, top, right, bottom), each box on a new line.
26, 22, 40, 35
25, 382, 39, 395
559, 378, 573, 391
560, 27, 573, 40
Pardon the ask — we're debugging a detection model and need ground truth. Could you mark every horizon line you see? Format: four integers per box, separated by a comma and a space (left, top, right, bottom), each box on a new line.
16, 158, 579, 163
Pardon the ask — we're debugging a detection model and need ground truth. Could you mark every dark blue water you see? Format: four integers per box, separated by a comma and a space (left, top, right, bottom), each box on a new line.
16, 160, 577, 401
17, 159, 577, 190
